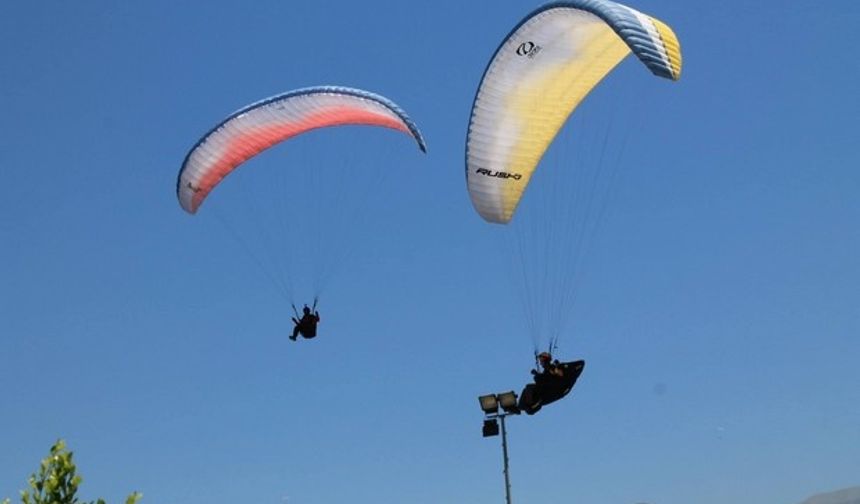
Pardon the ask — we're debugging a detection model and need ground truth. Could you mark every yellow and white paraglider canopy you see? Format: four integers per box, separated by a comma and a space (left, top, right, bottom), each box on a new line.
466, 0, 682, 224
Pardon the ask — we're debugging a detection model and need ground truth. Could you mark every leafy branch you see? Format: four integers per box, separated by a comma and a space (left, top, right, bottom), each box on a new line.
4, 440, 141, 504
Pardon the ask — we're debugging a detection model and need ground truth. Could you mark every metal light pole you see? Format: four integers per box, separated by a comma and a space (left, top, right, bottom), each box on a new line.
479, 391, 520, 504
499, 414, 513, 504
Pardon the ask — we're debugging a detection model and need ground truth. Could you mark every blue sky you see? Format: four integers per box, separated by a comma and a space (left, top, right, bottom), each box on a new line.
1, 1, 858, 503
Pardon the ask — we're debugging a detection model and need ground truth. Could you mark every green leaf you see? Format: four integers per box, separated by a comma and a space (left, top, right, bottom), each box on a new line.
125, 492, 143, 504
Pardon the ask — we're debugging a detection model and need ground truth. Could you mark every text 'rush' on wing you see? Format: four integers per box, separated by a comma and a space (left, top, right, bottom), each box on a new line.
465, 0, 682, 224
177, 86, 427, 214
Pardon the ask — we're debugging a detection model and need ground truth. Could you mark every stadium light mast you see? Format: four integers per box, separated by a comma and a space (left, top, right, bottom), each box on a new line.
478, 391, 520, 504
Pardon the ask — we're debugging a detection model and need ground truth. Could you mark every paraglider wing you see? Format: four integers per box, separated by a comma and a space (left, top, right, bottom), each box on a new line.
519, 360, 586, 415
466, 0, 682, 224
177, 86, 427, 214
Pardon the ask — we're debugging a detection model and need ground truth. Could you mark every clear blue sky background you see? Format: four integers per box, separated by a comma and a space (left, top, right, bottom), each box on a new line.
2, 1, 858, 503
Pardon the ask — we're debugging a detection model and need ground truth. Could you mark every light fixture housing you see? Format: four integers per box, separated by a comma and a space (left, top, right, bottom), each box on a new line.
497, 391, 519, 414
479, 394, 499, 415
482, 418, 500, 437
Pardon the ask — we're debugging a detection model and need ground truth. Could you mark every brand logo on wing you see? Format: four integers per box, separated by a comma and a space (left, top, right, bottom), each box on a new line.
476, 168, 523, 181
516, 41, 542, 59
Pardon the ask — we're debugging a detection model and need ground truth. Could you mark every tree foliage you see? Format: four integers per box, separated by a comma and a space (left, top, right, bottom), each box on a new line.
3, 440, 141, 504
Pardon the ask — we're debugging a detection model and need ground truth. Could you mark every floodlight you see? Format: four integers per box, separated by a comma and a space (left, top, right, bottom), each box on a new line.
497, 391, 519, 414
482, 418, 500, 437
479, 394, 499, 414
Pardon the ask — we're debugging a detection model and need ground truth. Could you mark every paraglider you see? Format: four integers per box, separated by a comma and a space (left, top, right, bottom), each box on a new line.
466, 0, 682, 224
177, 86, 427, 342
290, 302, 320, 341
178, 85, 426, 215
533, 352, 563, 378
519, 356, 586, 415
466, 0, 683, 412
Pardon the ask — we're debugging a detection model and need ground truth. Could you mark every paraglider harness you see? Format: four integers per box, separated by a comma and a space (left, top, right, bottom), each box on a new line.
290, 297, 320, 339
517, 345, 586, 415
